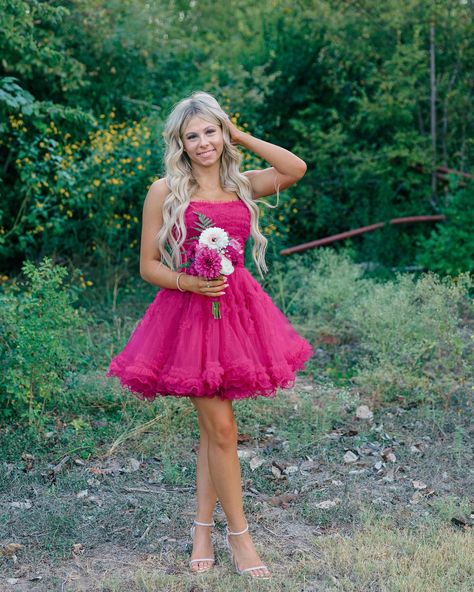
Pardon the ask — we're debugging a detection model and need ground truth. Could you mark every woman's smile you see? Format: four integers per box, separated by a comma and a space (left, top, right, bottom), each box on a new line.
198, 149, 215, 157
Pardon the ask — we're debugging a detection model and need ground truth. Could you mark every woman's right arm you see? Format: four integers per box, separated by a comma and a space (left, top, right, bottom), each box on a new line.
139, 178, 188, 290
139, 179, 226, 296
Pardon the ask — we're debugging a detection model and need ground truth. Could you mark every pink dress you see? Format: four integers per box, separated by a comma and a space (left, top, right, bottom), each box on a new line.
106, 198, 314, 401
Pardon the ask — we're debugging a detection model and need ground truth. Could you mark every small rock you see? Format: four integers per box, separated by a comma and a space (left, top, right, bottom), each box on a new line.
343, 450, 359, 463
127, 458, 141, 472
300, 460, 318, 473
249, 456, 265, 471
382, 448, 396, 463
1, 543, 24, 557
356, 405, 373, 420
237, 449, 254, 459
10, 500, 32, 510
271, 464, 286, 479
72, 543, 85, 555
359, 442, 382, 456
348, 468, 367, 475
87, 495, 103, 506
315, 498, 341, 509
410, 491, 424, 504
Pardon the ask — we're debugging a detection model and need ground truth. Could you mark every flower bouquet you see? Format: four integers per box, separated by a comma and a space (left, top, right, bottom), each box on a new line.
180, 211, 243, 319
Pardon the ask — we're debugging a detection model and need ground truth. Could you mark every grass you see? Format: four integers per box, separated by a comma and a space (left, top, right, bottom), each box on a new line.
1, 249, 473, 590
1, 382, 473, 591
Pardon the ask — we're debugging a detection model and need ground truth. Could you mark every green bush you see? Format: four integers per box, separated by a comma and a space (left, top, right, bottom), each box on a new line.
416, 184, 474, 276
266, 248, 370, 342
350, 271, 473, 405
0, 257, 90, 428
267, 248, 473, 406
0, 112, 161, 268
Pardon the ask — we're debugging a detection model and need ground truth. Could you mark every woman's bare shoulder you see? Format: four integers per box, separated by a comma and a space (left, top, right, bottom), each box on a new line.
147, 177, 170, 199
144, 178, 171, 211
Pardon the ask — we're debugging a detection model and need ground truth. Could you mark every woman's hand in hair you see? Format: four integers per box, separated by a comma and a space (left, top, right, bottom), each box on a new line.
180, 273, 228, 297
226, 117, 246, 146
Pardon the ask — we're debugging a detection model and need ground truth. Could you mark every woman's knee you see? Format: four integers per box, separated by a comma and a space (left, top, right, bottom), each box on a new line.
209, 419, 237, 448
191, 398, 237, 448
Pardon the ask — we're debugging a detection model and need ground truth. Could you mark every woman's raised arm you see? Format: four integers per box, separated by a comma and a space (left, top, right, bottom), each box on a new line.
228, 119, 307, 199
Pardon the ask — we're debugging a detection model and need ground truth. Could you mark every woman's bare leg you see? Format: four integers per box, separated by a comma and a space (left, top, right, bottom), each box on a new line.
189, 399, 218, 571
190, 395, 270, 578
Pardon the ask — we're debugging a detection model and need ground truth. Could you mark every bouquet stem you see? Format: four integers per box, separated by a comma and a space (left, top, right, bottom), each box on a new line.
212, 300, 221, 320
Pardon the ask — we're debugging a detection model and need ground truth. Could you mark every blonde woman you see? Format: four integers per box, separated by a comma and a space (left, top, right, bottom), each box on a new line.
107, 91, 313, 580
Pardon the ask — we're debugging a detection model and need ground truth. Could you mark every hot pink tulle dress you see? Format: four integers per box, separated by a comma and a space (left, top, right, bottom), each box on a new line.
106, 197, 314, 401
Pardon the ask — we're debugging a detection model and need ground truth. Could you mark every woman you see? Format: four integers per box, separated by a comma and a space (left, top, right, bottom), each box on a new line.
107, 91, 313, 579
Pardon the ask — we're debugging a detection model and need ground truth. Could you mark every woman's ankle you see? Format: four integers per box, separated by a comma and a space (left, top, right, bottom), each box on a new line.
227, 520, 249, 534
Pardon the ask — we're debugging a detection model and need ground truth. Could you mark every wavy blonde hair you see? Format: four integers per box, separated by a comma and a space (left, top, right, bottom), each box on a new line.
155, 91, 279, 279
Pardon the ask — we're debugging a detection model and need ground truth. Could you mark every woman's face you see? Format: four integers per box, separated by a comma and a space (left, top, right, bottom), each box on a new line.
182, 115, 224, 167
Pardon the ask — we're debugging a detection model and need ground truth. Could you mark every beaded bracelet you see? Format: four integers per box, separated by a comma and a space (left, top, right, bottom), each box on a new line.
176, 272, 185, 292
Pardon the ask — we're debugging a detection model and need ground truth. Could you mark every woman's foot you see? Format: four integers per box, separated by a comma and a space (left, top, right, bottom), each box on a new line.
189, 521, 215, 572
226, 525, 271, 578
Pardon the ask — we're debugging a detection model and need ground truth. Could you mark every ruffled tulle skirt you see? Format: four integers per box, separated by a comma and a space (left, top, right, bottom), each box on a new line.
106, 266, 313, 401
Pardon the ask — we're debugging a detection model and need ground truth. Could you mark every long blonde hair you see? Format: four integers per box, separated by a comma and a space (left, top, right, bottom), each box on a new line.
155, 91, 279, 279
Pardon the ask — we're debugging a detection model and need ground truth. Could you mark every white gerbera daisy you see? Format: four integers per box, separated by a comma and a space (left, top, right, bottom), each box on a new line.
199, 227, 229, 251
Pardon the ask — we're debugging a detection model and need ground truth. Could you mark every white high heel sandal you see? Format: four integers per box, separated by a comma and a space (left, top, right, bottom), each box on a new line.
189, 519, 215, 572
225, 522, 272, 579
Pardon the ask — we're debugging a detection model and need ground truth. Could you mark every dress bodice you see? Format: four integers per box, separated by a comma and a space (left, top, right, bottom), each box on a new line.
181, 199, 251, 268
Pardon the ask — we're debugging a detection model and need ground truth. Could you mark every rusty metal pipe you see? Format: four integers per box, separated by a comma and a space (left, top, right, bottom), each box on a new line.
280, 215, 446, 255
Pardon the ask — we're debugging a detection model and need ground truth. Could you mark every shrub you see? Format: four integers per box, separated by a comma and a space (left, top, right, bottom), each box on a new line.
0, 257, 90, 428
416, 184, 474, 276
266, 247, 370, 342
350, 271, 473, 406
268, 248, 473, 406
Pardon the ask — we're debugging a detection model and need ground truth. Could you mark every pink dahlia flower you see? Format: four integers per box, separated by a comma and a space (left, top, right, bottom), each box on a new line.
193, 245, 222, 279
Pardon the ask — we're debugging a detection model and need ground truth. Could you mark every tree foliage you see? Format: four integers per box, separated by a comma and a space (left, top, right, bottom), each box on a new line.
0, 0, 472, 283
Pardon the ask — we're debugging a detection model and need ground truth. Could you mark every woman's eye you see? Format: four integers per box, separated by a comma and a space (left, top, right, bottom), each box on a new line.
187, 130, 215, 139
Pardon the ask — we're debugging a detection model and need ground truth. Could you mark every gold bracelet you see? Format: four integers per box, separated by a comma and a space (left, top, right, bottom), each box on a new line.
176, 272, 186, 292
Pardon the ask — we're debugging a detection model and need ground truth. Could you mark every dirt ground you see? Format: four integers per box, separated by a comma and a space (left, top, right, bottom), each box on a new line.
1, 376, 473, 591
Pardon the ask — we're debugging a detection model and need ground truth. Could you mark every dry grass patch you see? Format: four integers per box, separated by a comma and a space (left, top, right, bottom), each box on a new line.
315, 514, 474, 592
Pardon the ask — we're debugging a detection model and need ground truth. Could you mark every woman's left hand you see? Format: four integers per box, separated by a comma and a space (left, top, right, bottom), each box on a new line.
226, 117, 246, 146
